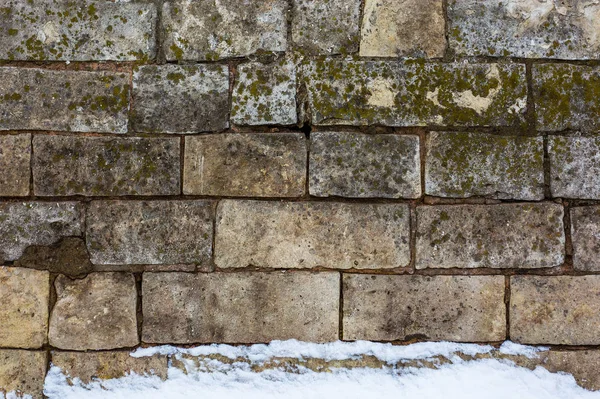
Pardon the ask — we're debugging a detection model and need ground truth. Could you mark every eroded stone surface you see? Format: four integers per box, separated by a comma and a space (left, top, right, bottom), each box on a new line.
302, 60, 527, 127
360, 0, 445, 58
511, 276, 600, 345
425, 132, 544, 200
15, 237, 93, 277
0, 267, 49, 348
570, 206, 600, 271
132, 65, 229, 133
184, 133, 306, 197
549, 136, 600, 199
0, 202, 83, 262
0, 68, 129, 133
215, 200, 410, 269
343, 275, 506, 342
0, 134, 30, 196
87, 200, 214, 266
309, 132, 421, 198
534, 64, 600, 131
291, 0, 361, 55
0, 350, 46, 399
232, 60, 297, 125
0, 1, 156, 61
416, 204, 565, 269
449, 0, 600, 59
49, 273, 138, 350
142, 272, 339, 343
33, 136, 180, 196
542, 351, 600, 391
163, 0, 287, 61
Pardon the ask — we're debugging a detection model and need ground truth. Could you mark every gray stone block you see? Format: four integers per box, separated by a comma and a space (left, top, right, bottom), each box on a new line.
549, 136, 600, 199
0, 134, 30, 196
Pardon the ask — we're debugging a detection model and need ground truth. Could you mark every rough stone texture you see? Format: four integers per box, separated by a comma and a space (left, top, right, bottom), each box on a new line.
87, 200, 214, 266
142, 272, 339, 343
0, 134, 30, 196
49, 273, 138, 350
303, 60, 527, 127
15, 237, 93, 277
425, 132, 544, 200
184, 133, 306, 197
232, 60, 297, 125
51, 351, 168, 384
0, 202, 83, 262
0, 1, 156, 61
360, 0, 445, 58
162, 0, 287, 61
449, 0, 600, 59
291, 0, 361, 55
0, 350, 46, 399
570, 206, 600, 272
549, 136, 600, 199
534, 64, 600, 132
416, 204, 565, 269
0, 267, 49, 349
511, 276, 600, 345
215, 200, 410, 269
343, 275, 506, 342
0, 68, 129, 133
309, 132, 421, 198
131, 65, 229, 133
33, 136, 180, 196
542, 351, 600, 391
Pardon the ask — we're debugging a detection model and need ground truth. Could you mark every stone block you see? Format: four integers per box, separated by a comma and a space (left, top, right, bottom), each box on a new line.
0, 350, 46, 399
0, 134, 30, 196
570, 206, 600, 272
549, 136, 600, 199
543, 350, 600, 391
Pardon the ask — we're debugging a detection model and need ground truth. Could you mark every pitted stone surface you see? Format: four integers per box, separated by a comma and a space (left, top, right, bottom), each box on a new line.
184, 133, 306, 197
416, 204, 565, 269
0, 1, 156, 61
142, 272, 339, 343
449, 0, 600, 59
511, 276, 600, 345
549, 136, 600, 199
534, 64, 600, 131
232, 60, 297, 125
0, 350, 46, 399
87, 200, 214, 266
215, 200, 410, 269
291, 0, 361, 55
570, 206, 600, 271
303, 60, 527, 127
425, 132, 544, 200
0, 267, 49, 349
0, 202, 83, 262
343, 275, 506, 342
0, 68, 129, 133
309, 132, 421, 198
33, 136, 180, 196
162, 0, 287, 61
360, 0, 445, 58
49, 273, 138, 350
132, 65, 229, 133
0, 134, 30, 196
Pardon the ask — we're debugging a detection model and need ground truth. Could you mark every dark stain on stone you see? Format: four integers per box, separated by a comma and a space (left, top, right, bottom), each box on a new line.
14, 237, 93, 277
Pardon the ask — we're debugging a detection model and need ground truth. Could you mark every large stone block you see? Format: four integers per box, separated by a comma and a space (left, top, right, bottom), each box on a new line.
0, 350, 46, 399
0, 134, 30, 196
131, 65, 229, 133
360, 0, 445, 58
0, 267, 49, 349
0, 202, 83, 262
511, 276, 600, 345
425, 132, 544, 200
343, 275, 506, 342
33, 136, 180, 196
162, 0, 287, 61
416, 204, 565, 269
0, 1, 156, 61
0, 68, 129, 133
215, 200, 410, 269
303, 60, 527, 127
449, 0, 600, 59
142, 272, 339, 343
309, 132, 421, 198
86, 200, 214, 266
184, 133, 306, 197
549, 136, 600, 199
570, 206, 600, 271
49, 273, 138, 350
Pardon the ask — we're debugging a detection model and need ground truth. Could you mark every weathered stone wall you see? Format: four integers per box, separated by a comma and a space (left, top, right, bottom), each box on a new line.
2, 0, 600, 397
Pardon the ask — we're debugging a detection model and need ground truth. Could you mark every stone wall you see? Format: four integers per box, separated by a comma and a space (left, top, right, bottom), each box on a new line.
2, 0, 600, 397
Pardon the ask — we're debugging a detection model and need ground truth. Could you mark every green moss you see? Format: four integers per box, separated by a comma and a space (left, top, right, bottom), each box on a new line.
170, 44, 184, 60
7, 28, 18, 36
166, 72, 186, 84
